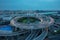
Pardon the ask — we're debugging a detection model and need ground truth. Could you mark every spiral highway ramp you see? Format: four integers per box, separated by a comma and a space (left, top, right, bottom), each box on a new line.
10, 13, 54, 40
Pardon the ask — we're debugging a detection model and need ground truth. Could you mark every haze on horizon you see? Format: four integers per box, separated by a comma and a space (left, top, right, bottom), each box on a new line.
0, 0, 60, 10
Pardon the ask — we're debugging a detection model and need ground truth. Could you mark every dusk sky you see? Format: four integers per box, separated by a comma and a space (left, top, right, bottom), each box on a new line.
0, 0, 60, 10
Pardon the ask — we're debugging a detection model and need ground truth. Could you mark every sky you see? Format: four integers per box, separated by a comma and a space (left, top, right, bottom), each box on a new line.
0, 0, 60, 10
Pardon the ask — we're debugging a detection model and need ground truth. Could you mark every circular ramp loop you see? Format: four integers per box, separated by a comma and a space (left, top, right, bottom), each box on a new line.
10, 13, 54, 30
